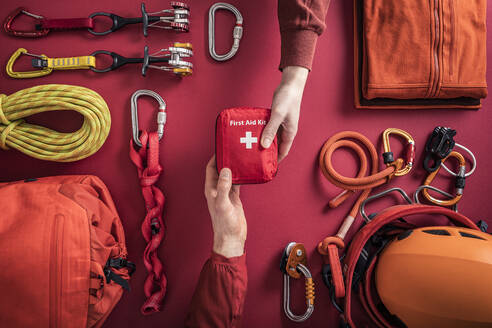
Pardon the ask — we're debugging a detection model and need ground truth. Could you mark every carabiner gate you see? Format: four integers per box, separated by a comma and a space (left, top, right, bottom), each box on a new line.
6, 48, 52, 79
421, 151, 465, 207
131, 90, 167, 148
3, 7, 49, 37
208, 3, 243, 61
382, 128, 415, 177
280, 242, 315, 322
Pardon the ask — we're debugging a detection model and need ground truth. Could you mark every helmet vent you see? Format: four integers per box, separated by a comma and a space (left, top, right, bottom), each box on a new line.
459, 231, 486, 240
422, 229, 451, 236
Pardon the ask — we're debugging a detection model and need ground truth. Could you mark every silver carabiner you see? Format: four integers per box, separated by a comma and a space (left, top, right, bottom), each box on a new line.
281, 242, 315, 322
360, 188, 413, 222
208, 2, 243, 61
414, 185, 458, 212
131, 90, 167, 147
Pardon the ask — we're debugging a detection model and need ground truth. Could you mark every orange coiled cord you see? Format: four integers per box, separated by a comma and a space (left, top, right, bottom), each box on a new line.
318, 131, 403, 239
317, 130, 410, 299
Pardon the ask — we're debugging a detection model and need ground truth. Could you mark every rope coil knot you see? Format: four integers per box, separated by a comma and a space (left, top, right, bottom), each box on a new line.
0, 95, 23, 150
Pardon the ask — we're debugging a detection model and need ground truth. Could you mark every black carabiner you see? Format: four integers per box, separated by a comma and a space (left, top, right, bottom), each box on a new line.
88, 3, 159, 36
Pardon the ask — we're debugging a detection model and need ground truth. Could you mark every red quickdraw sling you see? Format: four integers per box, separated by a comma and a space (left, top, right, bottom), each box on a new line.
129, 90, 168, 315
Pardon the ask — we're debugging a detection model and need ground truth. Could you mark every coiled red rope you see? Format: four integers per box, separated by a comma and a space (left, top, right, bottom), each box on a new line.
130, 131, 167, 315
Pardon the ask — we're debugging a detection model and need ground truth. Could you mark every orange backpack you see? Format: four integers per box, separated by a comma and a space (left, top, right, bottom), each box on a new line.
0, 175, 134, 327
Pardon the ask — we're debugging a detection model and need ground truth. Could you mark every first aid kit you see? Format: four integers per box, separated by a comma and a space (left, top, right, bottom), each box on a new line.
0, 175, 134, 328
216, 107, 278, 184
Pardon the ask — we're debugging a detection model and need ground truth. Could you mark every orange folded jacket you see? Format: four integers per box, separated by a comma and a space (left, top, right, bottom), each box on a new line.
355, 0, 487, 109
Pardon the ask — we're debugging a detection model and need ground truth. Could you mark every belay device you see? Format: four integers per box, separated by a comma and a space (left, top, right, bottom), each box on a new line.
280, 242, 315, 322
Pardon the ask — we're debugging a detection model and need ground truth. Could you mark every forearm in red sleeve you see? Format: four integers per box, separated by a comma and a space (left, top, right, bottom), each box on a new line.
185, 252, 248, 328
278, 0, 331, 70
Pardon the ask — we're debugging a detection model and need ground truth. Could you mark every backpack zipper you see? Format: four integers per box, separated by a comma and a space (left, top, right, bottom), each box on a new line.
49, 214, 64, 328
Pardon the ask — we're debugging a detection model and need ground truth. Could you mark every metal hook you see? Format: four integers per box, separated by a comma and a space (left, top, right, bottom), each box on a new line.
360, 188, 413, 222
414, 185, 458, 212
381, 128, 415, 177
131, 90, 167, 148
280, 242, 315, 322
3, 7, 49, 37
208, 2, 243, 61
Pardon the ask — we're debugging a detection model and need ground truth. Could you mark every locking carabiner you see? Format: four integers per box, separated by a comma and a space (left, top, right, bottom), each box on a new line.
3, 7, 49, 37
280, 242, 315, 322
131, 90, 167, 148
382, 128, 415, 177
88, 2, 190, 36
208, 3, 243, 61
421, 151, 466, 207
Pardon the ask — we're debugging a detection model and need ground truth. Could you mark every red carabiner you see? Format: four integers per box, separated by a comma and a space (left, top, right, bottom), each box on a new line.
3, 7, 49, 37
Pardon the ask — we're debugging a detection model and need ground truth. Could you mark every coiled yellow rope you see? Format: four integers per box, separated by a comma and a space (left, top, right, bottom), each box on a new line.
0, 84, 111, 162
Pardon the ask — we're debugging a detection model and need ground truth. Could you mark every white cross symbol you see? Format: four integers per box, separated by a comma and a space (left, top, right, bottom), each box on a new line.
240, 131, 258, 149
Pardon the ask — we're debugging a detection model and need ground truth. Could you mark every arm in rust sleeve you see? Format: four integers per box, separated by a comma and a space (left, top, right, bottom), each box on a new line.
278, 0, 331, 70
185, 252, 248, 328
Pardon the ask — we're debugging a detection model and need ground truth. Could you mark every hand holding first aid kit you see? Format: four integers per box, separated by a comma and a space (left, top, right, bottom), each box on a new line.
216, 108, 278, 184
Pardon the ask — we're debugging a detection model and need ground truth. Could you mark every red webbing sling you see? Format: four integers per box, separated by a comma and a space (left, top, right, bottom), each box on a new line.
130, 131, 167, 314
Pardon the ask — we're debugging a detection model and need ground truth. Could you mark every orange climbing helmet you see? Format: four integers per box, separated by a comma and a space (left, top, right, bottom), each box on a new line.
376, 226, 492, 328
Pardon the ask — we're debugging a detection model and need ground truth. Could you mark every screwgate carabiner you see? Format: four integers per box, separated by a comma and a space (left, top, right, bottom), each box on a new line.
360, 188, 413, 222
131, 90, 167, 148
414, 185, 458, 212
382, 128, 415, 177
208, 3, 243, 61
421, 151, 466, 207
280, 242, 315, 322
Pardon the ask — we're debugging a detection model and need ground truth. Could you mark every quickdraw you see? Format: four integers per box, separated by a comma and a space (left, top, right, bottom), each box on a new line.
280, 242, 315, 322
3, 2, 189, 38
317, 129, 414, 299
6, 44, 193, 78
208, 2, 243, 61
129, 90, 168, 315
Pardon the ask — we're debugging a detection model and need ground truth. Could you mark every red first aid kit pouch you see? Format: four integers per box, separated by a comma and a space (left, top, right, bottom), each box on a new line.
216, 107, 278, 184
0, 175, 133, 328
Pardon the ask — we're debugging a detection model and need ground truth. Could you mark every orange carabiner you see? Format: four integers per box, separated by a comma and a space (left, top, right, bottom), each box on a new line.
3, 7, 49, 37
422, 151, 466, 207
382, 128, 415, 177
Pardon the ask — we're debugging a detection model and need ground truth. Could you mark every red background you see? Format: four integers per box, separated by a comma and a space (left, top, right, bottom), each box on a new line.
0, 0, 491, 327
